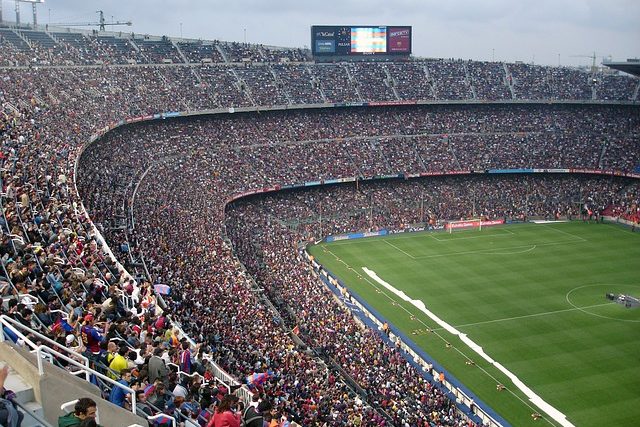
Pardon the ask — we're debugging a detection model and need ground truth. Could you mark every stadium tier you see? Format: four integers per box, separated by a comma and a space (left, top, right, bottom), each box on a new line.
1, 24, 639, 427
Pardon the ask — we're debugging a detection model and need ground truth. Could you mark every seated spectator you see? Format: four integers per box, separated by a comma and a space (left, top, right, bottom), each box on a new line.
57, 397, 99, 427
108, 345, 130, 379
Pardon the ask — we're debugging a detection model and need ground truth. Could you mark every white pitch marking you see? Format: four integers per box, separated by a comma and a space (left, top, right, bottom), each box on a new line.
430, 230, 513, 242
362, 267, 576, 427
383, 240, 416, 259
481, 244, 537, 255
542, 224, 587, 242
412, 240, 582, 260
441, 301, 616, 330
329, 257, 559, 425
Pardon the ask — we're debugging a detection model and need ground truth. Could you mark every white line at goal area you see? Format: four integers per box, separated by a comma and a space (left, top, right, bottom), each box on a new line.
430, 227, 514, 242
362, 267, 576, 427
446, 218, 486, 233
379, 224, 586, 260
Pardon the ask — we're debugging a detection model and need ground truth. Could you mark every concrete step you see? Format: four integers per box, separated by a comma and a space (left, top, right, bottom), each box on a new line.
2, 362, 35, 404
2, 361, 46, 426
19, 400, 46, 427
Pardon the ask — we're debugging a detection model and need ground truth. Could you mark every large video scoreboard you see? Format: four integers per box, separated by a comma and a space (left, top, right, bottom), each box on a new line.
311, 25, 411, 57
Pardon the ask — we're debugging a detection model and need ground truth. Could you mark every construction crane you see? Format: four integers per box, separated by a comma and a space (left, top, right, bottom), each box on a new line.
50, 10, 132, 32
570, 52, 611, 73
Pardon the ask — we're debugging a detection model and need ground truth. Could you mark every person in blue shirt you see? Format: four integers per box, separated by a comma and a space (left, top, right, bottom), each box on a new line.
108, 368, 132, 408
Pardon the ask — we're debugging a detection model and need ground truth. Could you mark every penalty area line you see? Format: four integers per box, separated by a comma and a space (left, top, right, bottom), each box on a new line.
383, 239, 416, 259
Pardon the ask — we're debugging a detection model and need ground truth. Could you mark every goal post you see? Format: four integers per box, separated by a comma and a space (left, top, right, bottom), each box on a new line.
446, 219, 484, 233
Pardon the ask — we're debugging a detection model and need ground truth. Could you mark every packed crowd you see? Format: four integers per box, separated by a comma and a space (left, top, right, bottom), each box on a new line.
1, 31, 638, 104
602, 185, 640, 223
73, 103, 638, 425
0, 33, 639, 425
225, 175, 636, 240
223, 174, 635, 421
0, 27, 309, 66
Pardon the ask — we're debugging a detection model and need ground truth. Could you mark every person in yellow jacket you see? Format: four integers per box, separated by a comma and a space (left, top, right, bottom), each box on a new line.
108, 346, 129, 379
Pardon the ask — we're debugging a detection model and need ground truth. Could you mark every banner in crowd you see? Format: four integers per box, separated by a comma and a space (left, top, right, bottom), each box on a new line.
488, 168, 533, 174
153, 284, 171, 295
368, 100, 417, 106
569, 168, 640, 179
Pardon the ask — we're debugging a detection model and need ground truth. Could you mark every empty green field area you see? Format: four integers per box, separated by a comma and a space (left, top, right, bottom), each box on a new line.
308, 222, 640, 427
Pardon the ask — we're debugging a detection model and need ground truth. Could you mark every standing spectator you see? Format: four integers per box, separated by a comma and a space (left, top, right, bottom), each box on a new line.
80, 314, 108, 362
179, 341, 192, 374
207, 394, 240, 427
108, 368, 132, 408
148, 347, 169, 387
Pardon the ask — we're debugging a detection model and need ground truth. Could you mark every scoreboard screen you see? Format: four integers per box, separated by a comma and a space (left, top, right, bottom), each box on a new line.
311, 25, 411, 56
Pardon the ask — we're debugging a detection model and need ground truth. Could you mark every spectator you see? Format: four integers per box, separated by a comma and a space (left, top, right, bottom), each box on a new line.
0, 365, 24, 427
108, 368, 132, 408
80, 315, 108, 363
148, 347, 170, 387
108, 345, 129, 379
207, 394, 240, 427
57, 397, 99, 427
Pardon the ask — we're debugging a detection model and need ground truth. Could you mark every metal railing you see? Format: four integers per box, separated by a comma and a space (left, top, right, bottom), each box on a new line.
2, 314, 184, 424
0, 314, 91, 381
42, 347, 137, 415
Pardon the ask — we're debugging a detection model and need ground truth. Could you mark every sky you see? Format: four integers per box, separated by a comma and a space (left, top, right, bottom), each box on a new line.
2, 0, 638, 67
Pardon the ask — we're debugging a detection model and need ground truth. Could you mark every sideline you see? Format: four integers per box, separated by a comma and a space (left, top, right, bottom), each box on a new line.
362, 267, 576, 427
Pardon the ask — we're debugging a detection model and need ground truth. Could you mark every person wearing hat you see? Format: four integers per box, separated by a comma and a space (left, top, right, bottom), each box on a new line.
80, 314, 108, 363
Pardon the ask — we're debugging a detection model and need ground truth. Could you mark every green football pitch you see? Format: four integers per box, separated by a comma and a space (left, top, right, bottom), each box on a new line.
307, 222, 640, 427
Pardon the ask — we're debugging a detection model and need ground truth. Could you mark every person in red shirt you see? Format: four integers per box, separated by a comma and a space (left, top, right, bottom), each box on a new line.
207, 394, 240, 427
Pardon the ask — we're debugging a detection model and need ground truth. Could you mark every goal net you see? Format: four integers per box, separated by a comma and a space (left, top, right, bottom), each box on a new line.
445, 219, 484, 233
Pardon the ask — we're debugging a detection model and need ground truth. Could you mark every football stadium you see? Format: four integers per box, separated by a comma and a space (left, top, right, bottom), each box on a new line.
0, 2, 639, 427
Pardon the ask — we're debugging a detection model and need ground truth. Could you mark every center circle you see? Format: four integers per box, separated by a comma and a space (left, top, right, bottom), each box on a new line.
565, 284, 640, 322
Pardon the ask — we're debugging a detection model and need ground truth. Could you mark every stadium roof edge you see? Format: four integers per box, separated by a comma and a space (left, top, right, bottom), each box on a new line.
603, 60, 640, 78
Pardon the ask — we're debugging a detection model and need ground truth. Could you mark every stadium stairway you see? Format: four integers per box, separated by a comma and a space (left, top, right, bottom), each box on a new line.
1, 362, 46, 427
0, 341, 146, 427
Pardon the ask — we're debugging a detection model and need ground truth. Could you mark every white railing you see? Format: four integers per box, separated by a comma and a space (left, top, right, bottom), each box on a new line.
0, 314, 91, 381
43, 346, 137, 415
3, 314, 191, 424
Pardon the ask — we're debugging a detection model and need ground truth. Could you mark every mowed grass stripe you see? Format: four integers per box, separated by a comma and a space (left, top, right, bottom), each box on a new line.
309, 222, 640, 427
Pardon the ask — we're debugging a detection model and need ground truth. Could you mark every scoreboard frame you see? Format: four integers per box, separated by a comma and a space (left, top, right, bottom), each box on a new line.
311, 25, 412, 57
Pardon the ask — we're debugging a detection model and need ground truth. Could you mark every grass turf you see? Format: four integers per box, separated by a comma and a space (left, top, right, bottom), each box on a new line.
307, 222, 640, 427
